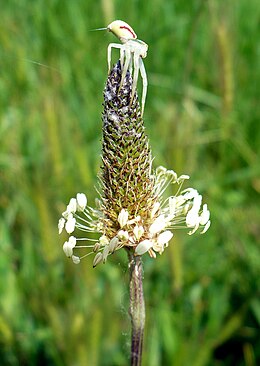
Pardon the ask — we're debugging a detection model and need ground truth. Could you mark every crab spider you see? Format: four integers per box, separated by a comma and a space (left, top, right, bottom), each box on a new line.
106, 20, 148, 116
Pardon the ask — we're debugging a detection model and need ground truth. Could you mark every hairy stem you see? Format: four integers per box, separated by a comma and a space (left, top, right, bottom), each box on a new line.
128, 251, 145, 366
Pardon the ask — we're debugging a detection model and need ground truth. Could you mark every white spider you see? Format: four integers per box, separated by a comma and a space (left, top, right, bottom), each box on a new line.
106, 20, 148, 116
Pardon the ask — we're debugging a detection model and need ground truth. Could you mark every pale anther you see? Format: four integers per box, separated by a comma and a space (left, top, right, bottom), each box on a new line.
118, 209, 129, 228
135, 240, 154, 256
58, 218, 65, 234
76, 193, 87, 211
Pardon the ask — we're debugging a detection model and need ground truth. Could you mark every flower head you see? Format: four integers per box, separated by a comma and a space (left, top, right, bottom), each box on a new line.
58, 62, 210, 266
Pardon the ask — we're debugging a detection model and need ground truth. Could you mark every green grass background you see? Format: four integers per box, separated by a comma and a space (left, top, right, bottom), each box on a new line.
0, 0, 259, 365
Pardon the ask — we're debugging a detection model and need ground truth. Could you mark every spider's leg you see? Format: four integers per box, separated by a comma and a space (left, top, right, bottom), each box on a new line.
129, 55, 133, 75
107, 44, 112, 73
130, 52, 140, 106
120, 48, 125, 70
107, 43, 124, 73
139, 58, 148, 116
119, 47, 131, 90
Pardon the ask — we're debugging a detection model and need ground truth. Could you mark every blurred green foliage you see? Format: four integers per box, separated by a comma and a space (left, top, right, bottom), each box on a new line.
0, 0, 259, 365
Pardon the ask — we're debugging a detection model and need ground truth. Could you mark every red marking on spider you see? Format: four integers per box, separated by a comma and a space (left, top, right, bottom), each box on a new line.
119, 26, 137, 39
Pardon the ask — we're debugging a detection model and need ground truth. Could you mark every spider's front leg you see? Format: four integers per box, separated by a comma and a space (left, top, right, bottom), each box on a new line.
107, 43, 125, 73
130, 51, 147, 116
138, 57, 148, 117
119, 46, 132, 90
120, 48, 125, 71
130, 51, 140, 107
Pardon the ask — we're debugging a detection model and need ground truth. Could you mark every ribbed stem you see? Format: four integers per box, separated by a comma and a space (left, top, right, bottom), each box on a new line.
128, 251, 145, 366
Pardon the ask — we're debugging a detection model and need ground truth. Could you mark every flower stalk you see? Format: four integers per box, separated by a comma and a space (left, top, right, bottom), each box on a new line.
128, 252, 145, 366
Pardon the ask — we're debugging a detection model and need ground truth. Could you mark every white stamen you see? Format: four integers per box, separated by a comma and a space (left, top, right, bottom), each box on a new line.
193, 194, 202, 211
58, 218, 65, 234
76, 193, 87, 211
199, 204, 210, 225
72, 255, 80, 264
68, 236, 77, 247
133, 225, 144, 241
127, 215, 141, 225
186, 208, 200, 228
63, 241, 73, 257
177, 174, 190, 183
99, 235, 109, 246
201, 220, 211, 234
183, 188, 198, 200
157, 230, 173, 246
109, 237, 119, 252
102, 245, 110, 263
151, 202, 160, 218
135, 239, 154, 255
117, 230, 129, 240
188, 222, 200, 235
65, 214, 76, 234
149, 215, 166, 235
67, 198, 77, 214
118, 209, 129, 228
93, 252, 103, 267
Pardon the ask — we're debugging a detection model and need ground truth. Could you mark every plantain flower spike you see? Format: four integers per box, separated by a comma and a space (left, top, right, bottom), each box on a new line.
58, 62, 210, 266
